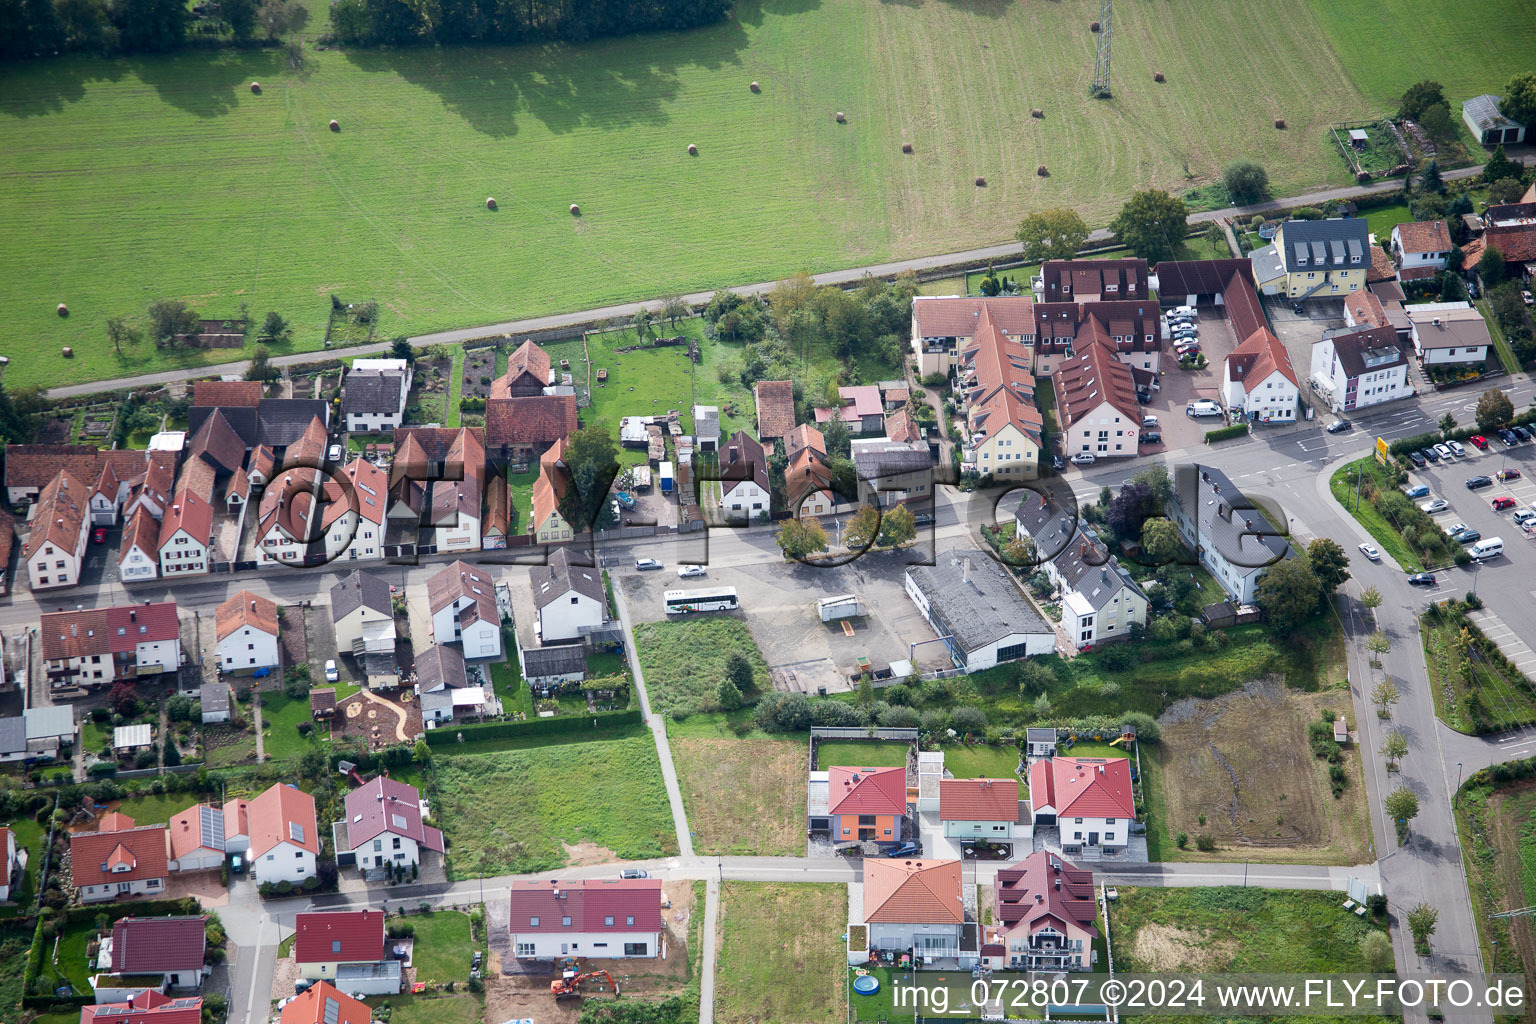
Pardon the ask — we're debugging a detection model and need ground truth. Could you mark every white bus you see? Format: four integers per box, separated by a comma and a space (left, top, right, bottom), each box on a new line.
664, 587, 740, 614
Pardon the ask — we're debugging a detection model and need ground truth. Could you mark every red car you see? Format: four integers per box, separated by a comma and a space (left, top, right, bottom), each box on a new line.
92, 526, 107, 544
1493, 497, 1518, 510
1470, 435, 1490, 449
1498, 468, 1523, 481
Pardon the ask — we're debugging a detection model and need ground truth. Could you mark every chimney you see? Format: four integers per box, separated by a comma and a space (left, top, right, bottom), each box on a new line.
129, 610, 136, 622
1055, 878, 1061, 890
1098, 765, 1105, 775
251, 600, 257, 612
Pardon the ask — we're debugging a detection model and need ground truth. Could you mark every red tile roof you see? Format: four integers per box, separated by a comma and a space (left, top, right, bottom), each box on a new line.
1226, 326, 1299, 391
814, 385, 882, 424
3, 445, 100, 493
82, 991, 202, 1024
506, 878, 663, 934
1027, 757, 1134, 819
885, 408, 921, 444
1039, 259, 1150, 302
192, 381, 263, 408
912, 297, 1036, 339
426, 560, 498, 621
245, 784, 318, 859
1484, 225, 1536, 264
294, 910, 385, 965
1052, 340, 1140, 429
753, 380, 795, 439
493, 340, 553, 398
70, 824, 169, 888
993, 851, 1099, 940
485, 394, 578, 447
827, 765, 907, 816
342, 777, 445, 853
938, 778, 1019, 821
111, 916, 207, 974
23, 470, 89, 564
784, 424, 825, 462
279, 983, 369, 1024
340, 457, 388, 525
100, 812, 137, 832
863, 859, 963, 924
41, 603, 178, 660
168, 805, 224, 861
1343, 290, 1389, 329
158, 491, 214, 549
1393, 220, 1452, 255
216, 590, 278, 642
530, 436, 568, 534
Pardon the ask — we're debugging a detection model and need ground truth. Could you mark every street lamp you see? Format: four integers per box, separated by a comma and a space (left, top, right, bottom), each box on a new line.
1455, 761, 1464, 806
1244, 857, 1250, 888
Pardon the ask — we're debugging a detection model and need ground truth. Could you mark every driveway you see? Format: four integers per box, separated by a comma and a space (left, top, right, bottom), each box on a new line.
1265, 296, 1347, 398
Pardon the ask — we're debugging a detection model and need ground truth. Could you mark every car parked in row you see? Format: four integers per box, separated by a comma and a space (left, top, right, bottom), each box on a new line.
1405, 485, 1430, 499
1451, 527, 1482, 544
1493, 497, 1518, 511
1408, 573, 1437, 587
1470, 435, 1489, 450
1420, 498, 1449, 513
1141, 431, 1162, 444
1448, 440, 1467, 457
1515, 509, 1536, 527
1498, 468, 1522, 481
1408, 450, 1428, 468
1466, 475, 1493, 490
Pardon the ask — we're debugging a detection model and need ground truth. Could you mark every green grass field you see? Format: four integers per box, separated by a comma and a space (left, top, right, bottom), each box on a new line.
258, 691, 320, 762
404, 911, 472, 986
715, 883, 847, 1024
433, 733, 676, 877
815, 739, 908, 770
5, 0, 1533, 390
632, 617, 770, 717
365, 993, 480, 1024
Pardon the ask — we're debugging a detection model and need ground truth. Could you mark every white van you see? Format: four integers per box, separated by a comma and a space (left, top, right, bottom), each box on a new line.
1469, 537, 1504, 560
1186, 400, 1223, 418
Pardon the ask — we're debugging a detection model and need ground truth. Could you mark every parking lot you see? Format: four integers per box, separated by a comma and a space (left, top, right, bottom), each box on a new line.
1264, 297, 1346, 389
1152, 307, 1240, 449
1400, 435, 1536, 588
618, 548, 949, 692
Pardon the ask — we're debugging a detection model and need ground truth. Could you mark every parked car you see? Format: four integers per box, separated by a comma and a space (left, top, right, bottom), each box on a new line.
1493, 496, 1518, 511
1420, 498, 1449, 513
1142, 414, 1159, 428
1433, 444, 1452, 460
620, 868, 649, 879
912, 512, 935, 526
1170, 305, 1196, 316
324, 659, 339, 682
1448, 522, 1469, 537
885, 842, 921, 858
1172, 329, 1199, 341
1498, 468, 1522, 481
1470, 435, 1489, 450
1466, 475, 1493, 490
1051, 455, 1066, 471
1070, 452, 1097, 465
1175, 343, 1201, 357
1499, 429, 1519, 446
1408, 450, 1428, 468
1448, 440, 1467, 457
677, 564, 706, 578
1141, 431, 1162, 444
1326, 418, 1352, 434
1358, 542, 1380, 561
1420, 447, 1440, 463
92, 526, 107, 543
1516, 426, 1533, 442
635, 558, 664, 571
1514, 509, 1536, 527
1187, 400, 1223, 418
327, 443, 343, 462
1453, 527, 1482, 544
1523, 290, 1534, 307
1407, 573, 1437, 587
1405, 485, 1430, 499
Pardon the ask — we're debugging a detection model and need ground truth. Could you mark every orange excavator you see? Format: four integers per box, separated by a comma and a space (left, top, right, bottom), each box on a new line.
550, 969, 620, 1000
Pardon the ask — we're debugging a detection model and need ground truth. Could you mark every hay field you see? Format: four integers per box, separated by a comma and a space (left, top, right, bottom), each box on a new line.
3, 0, 1534, 389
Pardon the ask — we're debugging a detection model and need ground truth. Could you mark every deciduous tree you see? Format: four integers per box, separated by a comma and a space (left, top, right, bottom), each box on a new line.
1380, 729, 1408, 770
1305, 538, 1351, 595
1015, 208, 1089, 264
844, 505, 881, 550
1140, 518, 1181, 564
1500, 72, 1536, 128
725, 652, 753, 695
1371, 679, 1400, 718
878, 504, 916, 548
1418, 102, 1457, 144
1110, 190, 1189, 265
147, 298, 200, 347
1398, 80, 1445, 121
1385, 787, 1419, 842
556, 425, 620, 531
1366, 630, 1390, 662
774, 517, 827, 559
1222, 159, 1270, 204
245, 344, 279, 383
1476, 387, 1514, 430
259, 310, 291, 343
106, 316, 142, 356
1255, 558, 1322, 632
1407, 902, 1438, 947
1477, 245, 1507, 288
1360, 585, 1383, 617
1439, 413, 1457, 437
1481, 144, 1520, 185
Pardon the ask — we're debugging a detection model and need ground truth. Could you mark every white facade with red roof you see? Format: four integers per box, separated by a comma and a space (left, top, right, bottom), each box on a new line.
293, 910, 397, 991
1221, 327, 1300, 424
938, 778, 1020, 839
70, 822, 169, 902
167, 804, 226, 872
92, 915, 209, 998
1027, 757, 1135, 852
81, 990, 203, 1024
910, 296, 1037, 376
157, 492, 212, 578
40, 603, 181, 690
984, 852, 1099, 971
245, 784, 319, 885
341, 777, 445, 873
508, 878, 663, 960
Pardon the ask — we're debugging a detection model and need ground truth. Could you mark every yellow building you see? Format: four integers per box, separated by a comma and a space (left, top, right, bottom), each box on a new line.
1250, 218, 1370, 300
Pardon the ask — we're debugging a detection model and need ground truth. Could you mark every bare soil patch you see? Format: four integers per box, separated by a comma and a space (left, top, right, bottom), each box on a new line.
671, 738, 806, 855
1131, 924, 1237, 972
560, 841, 623, 867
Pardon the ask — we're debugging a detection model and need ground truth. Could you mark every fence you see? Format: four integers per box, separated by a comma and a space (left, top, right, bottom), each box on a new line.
808, 726, 918, 770
422, 707, 642, 746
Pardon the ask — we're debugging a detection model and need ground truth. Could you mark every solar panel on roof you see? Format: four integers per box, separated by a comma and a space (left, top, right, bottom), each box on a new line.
391, 813, 407, 829
290, 822, 306, 843
323, 998, 340, 1024
202, 808, 225, 851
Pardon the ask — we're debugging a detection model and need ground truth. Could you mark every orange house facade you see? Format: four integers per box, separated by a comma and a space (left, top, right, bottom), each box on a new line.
808, 765, 908, 843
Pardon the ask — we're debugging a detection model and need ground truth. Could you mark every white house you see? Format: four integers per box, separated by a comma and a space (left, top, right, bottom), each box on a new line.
862, 858, 972, 966
330, 571, 396, 661
1309, 326, 1410, 413
413, 644, 491, 725
24, 470, 90, 591
1406, 302, 1494, 366
70, 822, 169, 903
324, 459, 387, 563
157, 492, 213, 578
90, 915, 209, 1000
118, 508, 161, 583
1051, 341, 1140, 460
692, 404, 720, 453
427, 561, 502, 658
243, 783, 318, 886
1168, 464, 1290, 604
167, 804, 227, 872
718, 430, 770, 522
939, 778, 1019, 840
215, 590, 280, 675
1028, 756, 1135, 854
530, 547, 607, 643
293, 911, 400, 995
40, 603, 182, 690
1390, 221, 1452, 281
1221, 327, 1300, 424
1013, 496, 1148, 650
342, 359, 413, 433
905, 550, 1053, 671
508, 878, 663, 960
340, 777, 445, 873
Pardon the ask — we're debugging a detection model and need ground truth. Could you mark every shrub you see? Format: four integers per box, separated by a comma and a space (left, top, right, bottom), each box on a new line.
1195, 834, 1217, 852
1205, 423, 1249, 443
1176, 831, 1188, 848
949, 706, 988, 734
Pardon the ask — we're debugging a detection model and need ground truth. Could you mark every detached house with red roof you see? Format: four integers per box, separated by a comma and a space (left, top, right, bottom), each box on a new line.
1221, 327, 1300, 424
71, 821, 169, 902
338, 777, 444, 875
215, 591, 280, 675
806, 765, 907, 844
984, 852, 1099, 972
508, 878, 663, 960
1027, 757, 1135, 855
280, 982, 370, 1024
860, 858, 973, 966
939, 778, 1020, 840
242, 783, 319, 886
1390, 220, 1453, 281
293, 910, 401, 994
427, 561, 502, 658
25, 469, 90, 591
91, 915, 208, 1000
81, 990, 203, 1024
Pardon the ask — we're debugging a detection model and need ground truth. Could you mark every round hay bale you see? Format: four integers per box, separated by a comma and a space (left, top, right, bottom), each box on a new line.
975, 176, 987, 187
687, 143, 698, 155
1037, 165, 1049, 176
570, 203, 581, 216
486, 197, 497, 210
250, 81, 261, 94
1153, 71, 1165, 82
1090, 20, 1100, 30
329, 119, 340, 132
1031, 108, 1044, 118
1274, 118, 1286, 129
62, 346, 73, 358
56, 303, 68, 317
750, 80, 760, 93
901, 142, 913, 154
835, 111, 846, 123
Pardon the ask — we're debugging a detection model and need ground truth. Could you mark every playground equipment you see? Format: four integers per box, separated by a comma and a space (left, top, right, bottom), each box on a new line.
551, 969, 620, 1000
853, 974, 880, 996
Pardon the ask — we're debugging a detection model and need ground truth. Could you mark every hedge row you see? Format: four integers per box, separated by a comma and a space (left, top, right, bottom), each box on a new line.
21, 899, 202, 1007
1205, 424, 1249, 444
422, 708, 642, 746
1389, 407, 1536, 459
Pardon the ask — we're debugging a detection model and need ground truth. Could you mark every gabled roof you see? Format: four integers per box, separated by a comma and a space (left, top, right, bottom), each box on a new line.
83, 991, 202, 1024
522, 645, 587, 678
1039, 259, 1149, 301
110, 916, 207, 974
911, 296, 1037, 339
1275, 218, 1369, 273
506, 878, 663, 933
279, 982, 369, 1024
1343, 290, 1389, 329
330, 570, 392, 622
530, 436, 569, 533
3, 444, 101, 492
939, 778, 1019, 821
814, 385, 883, 425
343, 778, 445, 853
1405, 302, 1494, 350
905, 549, 1050, 656
826, 765, 907, 816
863, 858, 963, 924
784, 424, 825, 462
493, 340, 553, 397
994, 852, 1099, 939
192, 381, 263, 408
158, 490, 214, 549
1028, 757, 1135, 818
531, 546, 605, 611
169, 804, 226, 859
107, 603, 179, 647
1169, 464, 1290, 577
1393, 220, 1451, 255
1463, 94, 1525, 133
1226, 326, 1299, 391
245, 783, 319, 859
341, 369, 405, 415
216, 590, 279, 642
188, 409, 247, 475
22, 470, 89, 563
483, 474, 510, 538
485, 394, 579, 448
427, 560, 498, 620
786, 447, 834, 503
294, 911, 386, 966
1052, 340, 1140, 428
41, 602, 179, 659
340, 458, 388, 525
720, 430, 769, 496
256, 401, 330, 449
885, 407, 921, 444
414, 644, 467, 693
70, 824, 169, 888
752, 380, 796, 439
1326, 326, 1406, 379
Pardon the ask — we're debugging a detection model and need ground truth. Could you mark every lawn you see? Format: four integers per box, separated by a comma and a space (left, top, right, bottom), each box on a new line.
939, 743, 1022, 779
506, 465, 538, 532
1422, 602, 1536, 734
433, 732, 676, 877
715, 883, 846, 1024
366, 993, 481, 1024
487, 650, 534, 718
258, 691, 320, 762
8, 0, 1534, 390
671, 737, 806, 855
405, 910, 473, 986
1328, 458, 1425, 572
0, 819, 45, 917
54, 919, 98, 996
106, 789, 213, 826
632, 617, 770, 717
815, 740, 908, 770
